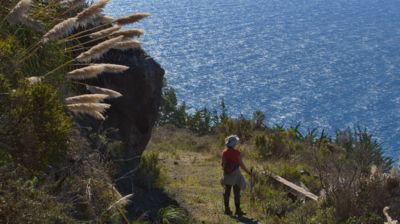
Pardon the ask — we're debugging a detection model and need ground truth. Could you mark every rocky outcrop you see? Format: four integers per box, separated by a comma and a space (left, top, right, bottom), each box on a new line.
84, 47, 164, 193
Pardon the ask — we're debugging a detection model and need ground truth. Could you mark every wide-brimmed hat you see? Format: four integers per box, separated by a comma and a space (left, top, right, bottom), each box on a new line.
225, 135, 240, 148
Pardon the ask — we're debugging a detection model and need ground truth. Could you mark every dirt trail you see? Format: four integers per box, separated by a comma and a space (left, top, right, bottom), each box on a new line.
158, 150, 259, 224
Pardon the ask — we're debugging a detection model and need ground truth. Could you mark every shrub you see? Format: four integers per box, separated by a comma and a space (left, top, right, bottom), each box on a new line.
262, 129, 302, 159
283, 202, 318, 224
307, 207, 336, 224
335, 128, 393, 173
253, 134, 269, 158
217, 115, 252, 142
157, 206, 188, 224
263, 188, 296, 217
0, 36, 23, 78
300, 175, 321, 194
306, 128, 395, 223
2, 82, 72, 171
187, 108, 214, 135
136, 151, 166, 189
0, 164, 77, 223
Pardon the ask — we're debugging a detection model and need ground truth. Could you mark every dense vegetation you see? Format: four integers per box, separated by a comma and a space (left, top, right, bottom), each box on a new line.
156, 86, 400, 223
0, 0, 151, 223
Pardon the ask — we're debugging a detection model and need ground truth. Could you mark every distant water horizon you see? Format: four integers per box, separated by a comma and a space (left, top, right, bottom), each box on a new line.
105, 0, 400, 159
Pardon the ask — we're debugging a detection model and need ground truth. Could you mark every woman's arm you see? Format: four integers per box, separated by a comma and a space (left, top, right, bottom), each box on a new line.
239, 156, 252, 175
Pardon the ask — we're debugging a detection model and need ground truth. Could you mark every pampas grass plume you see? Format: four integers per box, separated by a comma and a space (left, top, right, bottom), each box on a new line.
100, 16, 115, 24
76, 35, 124, 62
76, 0, 109, 26
43, 17, 77, 42
6, 0, 32, 25
26, 76, 42, 84
65, 94, 108, 104
67, 103, 111, 120
89, 26, 121, 39
113, 12, 150, 26
111, 29, 144, 38
67, 63, 129, 80
113, 40, 141, 50
86, 85, 122, 98
67, 103, 110, 112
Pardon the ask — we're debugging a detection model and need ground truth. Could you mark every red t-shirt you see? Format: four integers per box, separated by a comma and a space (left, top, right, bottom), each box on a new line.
222, 149, 240, 173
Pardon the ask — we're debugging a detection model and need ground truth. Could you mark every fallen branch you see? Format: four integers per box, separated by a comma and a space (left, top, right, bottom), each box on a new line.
260, 169, 319, 201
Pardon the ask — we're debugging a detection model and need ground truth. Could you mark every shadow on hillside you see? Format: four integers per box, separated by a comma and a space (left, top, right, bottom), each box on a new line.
229, 215, 259, 224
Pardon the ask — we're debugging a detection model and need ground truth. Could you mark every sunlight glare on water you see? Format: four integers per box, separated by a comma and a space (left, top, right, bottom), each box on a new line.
105, 0, 400, 158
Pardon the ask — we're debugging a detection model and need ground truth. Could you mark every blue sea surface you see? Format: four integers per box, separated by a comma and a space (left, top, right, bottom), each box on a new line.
105, 0, 400, 158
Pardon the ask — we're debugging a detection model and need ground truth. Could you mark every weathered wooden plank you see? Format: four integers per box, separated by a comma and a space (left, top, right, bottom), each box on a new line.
261, 170, 319, 201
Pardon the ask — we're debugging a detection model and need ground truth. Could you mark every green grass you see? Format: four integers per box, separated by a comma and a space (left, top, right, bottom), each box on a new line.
147, 126, 383, 224
148, 127, 264, 223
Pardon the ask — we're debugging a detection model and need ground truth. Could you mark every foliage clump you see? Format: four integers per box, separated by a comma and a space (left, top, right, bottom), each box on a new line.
0, 0, 151, 222
157, 206, 189, 224
0, 164, 77, 223
136, 151, 166, 189
3, 82, 72, 171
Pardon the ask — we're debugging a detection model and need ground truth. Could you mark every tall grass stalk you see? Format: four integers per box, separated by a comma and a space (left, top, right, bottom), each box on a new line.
43, 59, 75, 78
89, 25, 121, 39
16, 40, 43, 64
66, 46, 90, 53
62, 22, 111, 41
65, 34, 113, 51
65, 27, 142, 51
63, 12, 149, 41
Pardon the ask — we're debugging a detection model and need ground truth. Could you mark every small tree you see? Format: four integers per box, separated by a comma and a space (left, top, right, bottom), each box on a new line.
219, 98, 228, 122
187, 108, 213, 135
252, 110, 266, 130
2, 82, 72, 171
158, 87, 187, 128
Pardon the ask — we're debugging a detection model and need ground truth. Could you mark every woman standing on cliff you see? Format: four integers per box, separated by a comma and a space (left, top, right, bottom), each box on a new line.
220, 135, 252, 217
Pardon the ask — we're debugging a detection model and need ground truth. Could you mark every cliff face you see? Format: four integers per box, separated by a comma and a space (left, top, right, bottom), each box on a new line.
86, 48, 164, 192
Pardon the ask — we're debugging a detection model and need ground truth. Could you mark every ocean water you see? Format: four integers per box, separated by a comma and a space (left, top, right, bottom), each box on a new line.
105, 0, 400, 158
